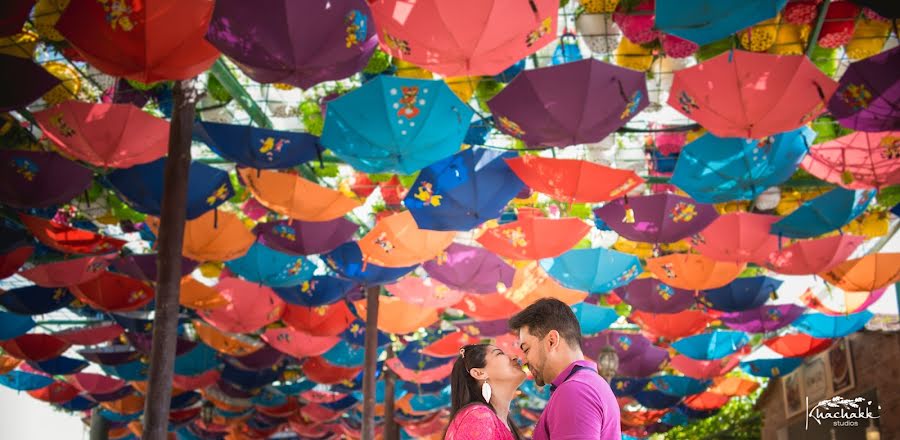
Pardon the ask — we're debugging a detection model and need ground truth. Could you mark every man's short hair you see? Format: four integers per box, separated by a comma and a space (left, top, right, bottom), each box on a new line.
509, 298, 582, 350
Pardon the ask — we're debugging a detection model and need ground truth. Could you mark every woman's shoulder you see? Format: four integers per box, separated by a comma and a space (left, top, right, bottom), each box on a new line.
446, 404, 508, 440
453, 403, 496, 422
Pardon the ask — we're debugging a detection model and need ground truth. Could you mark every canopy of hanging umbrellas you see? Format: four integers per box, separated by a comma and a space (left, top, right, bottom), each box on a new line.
1, 0, 899, 439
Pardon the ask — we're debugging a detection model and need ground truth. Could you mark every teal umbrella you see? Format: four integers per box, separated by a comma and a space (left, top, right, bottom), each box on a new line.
540, 247, 643, 293
770, 188, 874, 238
672, 330, 749, 360
571, 303, 619, 335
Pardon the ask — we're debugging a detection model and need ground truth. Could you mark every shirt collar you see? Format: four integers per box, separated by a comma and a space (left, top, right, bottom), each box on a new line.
549, 359, 597, 391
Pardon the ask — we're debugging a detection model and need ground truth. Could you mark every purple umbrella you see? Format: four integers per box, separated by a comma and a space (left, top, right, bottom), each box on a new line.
720, 304, 806, 333
216, 378, 257, 399
88, 385, 136, 403
594, 193, 719, 243
111, 254, 198, 281
828, 45, 899, 132
456, 319, 509, 338
254, 218, 358, 256
125, 332, 198, 356
618, 345, 669, 377
583, 331, 651, 360
614, 278, 696, 314
487, 58, 648, 148
0, 150, 93, 209
422, 243, 515, 293
77, 346, 140, 366
224, 344, 285, 371
101, 78, 152, 108
206, 0, 377, 89
0, 54, 60, 112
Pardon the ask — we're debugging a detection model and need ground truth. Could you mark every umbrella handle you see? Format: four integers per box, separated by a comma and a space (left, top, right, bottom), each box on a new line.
614, 79, 629, 104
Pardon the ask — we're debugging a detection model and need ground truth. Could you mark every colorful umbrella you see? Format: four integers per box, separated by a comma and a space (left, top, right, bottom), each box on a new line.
683, 392, 730, 411
540, 247, 643, 293
0, 54, 59, 112
166, 210, 255, 262
20, 214, 127, 255
80, 347, 140, 367
800, 284, 887, 316
422, 243, 515, 294
254, 218, 358, 256
68, 272, 154, 312
477, 211, 591, 260
192, 320, 261, 357
630, 310, 712, 340
28, 356, 89, 375
740, 357, 803, 378
238, 168, 361, 222
423, 331, 478, 358
453, 293, 522, 321
646, 254, 746, 290
0, 245, 33, 279
21, 254, 114, 287
691, 213, 780, 264
671, 127, 815, 203
819, 253, 900, 292
282, 302, 356, 338
110, 253, 198, 282
655, 0, 787, 45
487, 59, 649, 147
225, 242, 315, 288
672, 330, 749, 360
384, 277, 467, 309
0, 334, 70, 362
0, 370, 54, 392
302, 356, 362, 385
770, 188, 874, 238
193, 122, 322, 169
273, 276, 356, 307
405, 148, 524, 231
358, 211, 455, 268
56, 0, 219, 82
505, 156, 644, 203
107, 158, 233, 220
669, 51, 837, 139
34, 101, 169, 168
801, 131, 900, 189
699, 276, 781, 312
53, 323, 125, 346
503, 261, 588, 307
594, 194, 719, 243
828, 45, 899, 132
793, 310, 873, 338
609, 378, 650, 398
262, 328, 341, 359
764, 333, 833, 357
354, 296, 441, 334
708, 377, 759, 397
0, 285, 74, 315
0, 311, 35, 341
321, 76, 474, 174
201, 277, 285, 333
613, 278, 696, 314
572, 303, 620, 335
28, 380, 80, 404
670, 355, 740, 380
633, 390, 682, 410
324, 242, 416, 286
323, 341, 369, 368
720, 304, 806, 333
369, 0, 558, 76
764, 234, 866, 275
0, 150, 93, 209
651, 376, 712, 397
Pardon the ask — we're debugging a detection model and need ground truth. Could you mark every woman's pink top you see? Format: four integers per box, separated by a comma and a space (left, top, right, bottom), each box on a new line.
445, 404, 515, 440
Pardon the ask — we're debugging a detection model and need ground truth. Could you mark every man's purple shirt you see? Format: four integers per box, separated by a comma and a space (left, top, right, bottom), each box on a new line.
532, 360, 622, 440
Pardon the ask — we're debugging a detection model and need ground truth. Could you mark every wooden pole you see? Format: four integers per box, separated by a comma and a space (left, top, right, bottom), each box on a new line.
141, 78, 199, 440
89, 410, 110, 440
361, 285, 381, 440
383, 344, 400, 440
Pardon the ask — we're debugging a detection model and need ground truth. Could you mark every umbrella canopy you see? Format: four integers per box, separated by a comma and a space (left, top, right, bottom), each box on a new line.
670, 355, 740, 380
487, 59, 649, 148
28, 356, 89, 375
21, 254, 114, 287
691, 213, 780, 264
709, 377, 759, 397
302, 356, 362, 385
764, 234, 866, 275
194, 122, 321, 169
594, 193, 718, 243
282, 302, 356, 337
107, 158, 233, 220
28, 380, 80, 404
540, 247, 643, 293
369, 0, 558, 76
238, 168, 361, 222
34, 101, 169, 168
819, 253, 900, 292
646, 254, 746, 290
273, 276, 356, 307
255, 218, 358, 256
0, 54, 59, 112
504, 261, 588, 308
201, 277, 286, 333
110, 254, 198, 282
770, 188, 874, 238
655, 0, 787, 45
69, 272, 155, 312
764, 333, 833, 357
683, 392, 730, 411
669, 51, 837, 139
1, 334, 71, 362
477, 211, 591, 260
0, 285, 75, 315
163, 210, 255, 262
671, 127, 815, 203
0, 370, 54, 391
801, 284, 887, 316
801, 131, 900, 189
20, 214, 127, 255
324, 241, 416, 286
358, 211, 455, 268
633, 390, 682, 410
53, 323, 124, 346
354, 296, 440, 334
792, 310, 873, 338
629, 310, 712, 340
0, 311, 35, 341
505, 156, 643, 203
610, 378, 650, 398
206, 0, 376, 89
262, 328, 341, 359
56, 0, 219, 82
384, 277, 467, 309
422, 243, 515, 294
405, 148, 523, 231
321, 76, 473, 174
672, 331, 749, 360
613, 278, 696, 314
699, 276, 782, 312
0, 150, 93, 209
650, 376, 712, 397
225, 242, 315, 288
828, 45, 899, 132
192, 320, 261, 357
720, 304, 806, 333
741, 357, 803, 378
571, 303, 619, 335
454, 293, 522, 321
0, 246, 31, 279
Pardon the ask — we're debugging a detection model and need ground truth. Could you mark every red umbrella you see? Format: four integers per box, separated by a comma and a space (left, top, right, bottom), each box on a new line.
691, 213, 780, 264
765, 334, 833, 357
302, 356, 362, 385
262, 328, 341, 359
69, 272, 154, 312
0, 334, 71, 361
282, 302, 355, 337
172, 370, 220, 391
55, 0, 220, 82
21, 254, 114, 287
422, 331, 478, 358
764, 235, 866, 275
670, 354, 740, 380
505, 156, 643, 203
34, 102, 170, 168
20, 214, 128, 255
53, 323, 124, 346
630, 310, 712, 340
477, 210, 591, 260
0, 245, 32, 279
28, 381, 80, 403
453, 293, 521, 321
68, 372, 127, 394
683, 392, 730, 411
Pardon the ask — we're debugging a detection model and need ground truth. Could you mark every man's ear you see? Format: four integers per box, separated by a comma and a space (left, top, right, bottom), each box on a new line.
546, 330, 560, 352
469, 367, 488, 382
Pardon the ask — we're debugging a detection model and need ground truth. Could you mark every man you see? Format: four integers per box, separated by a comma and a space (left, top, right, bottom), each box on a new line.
510, 298, 621, 439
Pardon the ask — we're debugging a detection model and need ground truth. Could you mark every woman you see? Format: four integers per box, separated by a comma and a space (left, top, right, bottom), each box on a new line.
444, 344, 526, 440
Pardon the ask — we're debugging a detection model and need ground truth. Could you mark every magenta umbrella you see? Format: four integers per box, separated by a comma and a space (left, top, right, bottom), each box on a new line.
720, 304, 806, 333
422, 243, 515, 294
254, 218, 358, 256
0, 150, 93, 209
828, 45, 899, 132
613, 278, 695, 314
594, 193, 719, 243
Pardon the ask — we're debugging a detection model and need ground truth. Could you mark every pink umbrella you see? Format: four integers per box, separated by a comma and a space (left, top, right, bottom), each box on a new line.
670, 354, 740, 380
200, 277, 286, 333
53, 323, 124, 346
764, 235, 866, 275
801, 131, 900, 189
691, 213, 780, 264
20, 255, 114, 287
262, 328, 341, 359
800, 285, 887, 316
384, 277, 467, 308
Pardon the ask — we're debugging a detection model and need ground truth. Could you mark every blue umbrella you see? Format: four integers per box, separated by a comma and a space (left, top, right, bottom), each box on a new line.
676, 403, 720, 420
540, 247, 643, 293
672, 331, 749, 360
671, 127, 814, 203
699, 276, 781, 312
0, 286, 74, 315
0, 310, 35, 340
323, 340, 369, 367
408, 387, 451, 412
273, 275, 356, 306
610, 377, 649, 397
225, 242, 315, 288
662, 410, 690, 427
173, 343, 219, 376
655, 0, 788, 46
771, 188, 875, 238
405, 148, 524, 231
58, 396, 98, 412
634, 390, 683, 409
323, 241, 416, 286
193, 121, 321, 169
170, 391, 202, 409
650, 376, 711, 397
741, 357, 803, 378
106, 158, 234, 220
401, 379, 450, 396
0, 370, 54, 391
27, 356, 89, 375
341, 319, 391, 347
397, 342, 453, 371
252, 387, 288, 407
572, 303, 619, 335
793, 311, 874, 338
220, 362, 283, 389
99, 408, 143, 422
321, 76, 474, 174
101, 360, 148, 381
273, 380, 317, 395
322, 394, 360, 411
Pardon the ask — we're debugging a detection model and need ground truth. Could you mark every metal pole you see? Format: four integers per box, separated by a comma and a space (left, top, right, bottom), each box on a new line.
140, 78, 199, 440
805, 0, 832, 57
89, 410, 110, 440
361, 286, 381, 440
383, 344, 400, 440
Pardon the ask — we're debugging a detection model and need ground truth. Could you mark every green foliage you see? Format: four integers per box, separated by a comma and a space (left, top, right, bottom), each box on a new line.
298, 100, 324, 136
876, 185, 900, 208
126, 79, 163, 91
363, 48, 392, 74
206, 75, 233, 104
811, 46, 839, 77
475, 78, 505, 113
227, 171, 248, 204
653, 389, 763, 440
810, 115, 853, 144
695, 37, 734, 62
107, 192, 145, 223
312, 161, 341, 179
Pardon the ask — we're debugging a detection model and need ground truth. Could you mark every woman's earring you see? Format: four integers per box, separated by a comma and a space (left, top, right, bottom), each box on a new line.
482, 381, 492, 403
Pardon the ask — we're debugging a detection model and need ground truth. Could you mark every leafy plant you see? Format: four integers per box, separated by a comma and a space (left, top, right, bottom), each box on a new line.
652, 388, 764, 440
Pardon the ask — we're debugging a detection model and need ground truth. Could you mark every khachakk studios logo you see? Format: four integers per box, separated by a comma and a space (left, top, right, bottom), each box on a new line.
806, 396, 881, 429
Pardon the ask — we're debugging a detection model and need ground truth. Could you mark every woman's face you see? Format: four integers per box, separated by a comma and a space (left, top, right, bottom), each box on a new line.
478, 345, 527, 385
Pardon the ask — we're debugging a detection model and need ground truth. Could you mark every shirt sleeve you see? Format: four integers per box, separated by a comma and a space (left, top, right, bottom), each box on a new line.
445, 405, 502, 440
545, 383, 608, 440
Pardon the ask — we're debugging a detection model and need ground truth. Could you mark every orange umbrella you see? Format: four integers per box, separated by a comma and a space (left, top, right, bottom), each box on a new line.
191, 320, 262, 357
819, 253, 900, 292
422, 331, 478, 358
709, 376, 759, 397
630, 310, 712, 340
0, 355, 21, 375
765, 333, 833, 358
505, 156, 644, 203
683, 392, 730, 410
180, 277, 229, 310
101, 392, 145, 414
282, 302, 355, 337
358, 211, 455, 268
503, 261, 587, 308
620, 408, 667, 428
477, 210, 591, 260
69, 271, 154, 312
301, 356, 362, 385
146, 210, 255, 262
262, 328, 340, 358
354, 296, 441, 334
238, 168, 361, 221
453, 293, 522, 321
645, 254, 746, 290
384, 277, 467, 308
